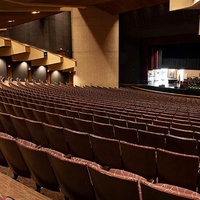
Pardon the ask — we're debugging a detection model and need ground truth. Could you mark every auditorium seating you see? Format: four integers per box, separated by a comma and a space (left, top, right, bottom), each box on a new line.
0, 112, 17, 137
12, 104, 25, 118
0, 133, 30, 179
25, 119, 49, 147
16, 139, 59, 192
89, 134, 122, 169
114, 125, 138, 143
157, 148, 199, 191
138, 130, 166, 149
43, 123, 69, 155
64, 128, 94, 161
45, 111, 61, 126
88, 164, 145, 200
74, 118, 94, 134
22, 107, 36, 120
59, 114, 77, 130
45, 148, 96, 200
141, 180, 200, 200
169, 127, 194, 138
10, 115, 32, 141
120, 141, 156, 181
93, 121, 114, 139
1, 82, 200, 198
165, 134, 197, 155
147, 124, 169, 134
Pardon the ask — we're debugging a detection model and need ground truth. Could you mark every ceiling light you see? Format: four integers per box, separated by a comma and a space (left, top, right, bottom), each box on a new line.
8, 20, 15, 23
0, 28, 7, 31
32, 11, 40, 14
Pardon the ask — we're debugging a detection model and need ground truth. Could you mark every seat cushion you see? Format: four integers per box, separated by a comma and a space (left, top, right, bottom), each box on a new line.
109, 168, 146, 181
141, 180, 200, 199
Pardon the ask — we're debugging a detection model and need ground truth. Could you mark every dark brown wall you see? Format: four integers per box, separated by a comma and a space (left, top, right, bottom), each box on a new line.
0, 12, 72, 57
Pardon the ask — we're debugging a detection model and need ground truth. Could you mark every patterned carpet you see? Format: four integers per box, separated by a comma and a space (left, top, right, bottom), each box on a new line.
0, 166, 64, 200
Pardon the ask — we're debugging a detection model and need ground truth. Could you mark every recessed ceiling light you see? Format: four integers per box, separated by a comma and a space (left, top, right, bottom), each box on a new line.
32, 11, 40, 14
8, 20, 15, 23
0, 28, 7, 31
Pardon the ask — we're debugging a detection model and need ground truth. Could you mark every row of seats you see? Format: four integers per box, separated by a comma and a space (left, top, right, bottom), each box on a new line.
1, 89, 200, 123
0, 132, 200, 200
0, 125, 199, 192
1, 112, 200, 156
1, 100, 200, 140
2, 82, 200, 119
2, 99, 200, 129
1, 81, 200, 198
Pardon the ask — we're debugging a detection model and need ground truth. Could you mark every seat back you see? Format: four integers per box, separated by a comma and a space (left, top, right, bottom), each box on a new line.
120, 141, 156, 180
59, 114, 77, 130
135, 117, 152, 125
66, 109, 79, 118
93, 114, 110, 124
93, 121, 114, 139
88, 164, 142, 200
109, 117, 127, 127
74, 118, 94, 134
0, 112, 17, 137
171, 122, 192, 131
32, 109, 48, 123
17, 139, 59, 191
45, 111, 61, 126
138, 130, 166, 149
22, 107, 36, 120
12, 105, 25, 118
79, 112, 93, 121
25, 119, 49, 147
0, 101, 6, 113
166, 135, 197, 155
54, 107, 66, 115
127, 121, 146, 130
169, 127, 194, 139
43, 123, 69, 155
153, 119, 171, 128
90, 134, 122, 169
0, 117, 5, 132
10, 115, 32, 141
114, 125, 138, 144
147, 124, 169, 134
3, 102, 15, 115
157, 148, 199, 191
46, 148, 95, 200
192, 125, 200, 133
64, 128, 94, 161
0, 133, 30, 178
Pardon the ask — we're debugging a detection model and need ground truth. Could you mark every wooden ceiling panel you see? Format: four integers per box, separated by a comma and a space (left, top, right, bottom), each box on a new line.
97, 0, 169, 14
30, 0, 113, 6
0, 12, 57, 29
0, 0, 170, 29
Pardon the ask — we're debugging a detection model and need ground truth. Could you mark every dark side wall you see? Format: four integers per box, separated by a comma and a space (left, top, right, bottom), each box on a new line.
119, 37, 140, 84
119, 2, 200, 85
0, 12, 71, 83
0, 12, 72, 57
